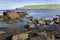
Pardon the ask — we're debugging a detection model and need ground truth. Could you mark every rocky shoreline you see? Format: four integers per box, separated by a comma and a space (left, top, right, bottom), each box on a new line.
0, 11, 60, 40
12, 13, 60, 40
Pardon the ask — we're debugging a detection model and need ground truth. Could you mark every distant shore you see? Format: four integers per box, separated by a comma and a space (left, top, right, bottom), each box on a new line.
16, 4, 60, 10
16, 8, 60, 10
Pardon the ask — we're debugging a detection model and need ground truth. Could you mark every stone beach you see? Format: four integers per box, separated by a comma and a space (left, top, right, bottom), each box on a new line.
0, 11, 60, 40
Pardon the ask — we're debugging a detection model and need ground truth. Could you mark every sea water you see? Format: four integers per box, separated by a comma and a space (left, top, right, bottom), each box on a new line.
0, 9, 60, 27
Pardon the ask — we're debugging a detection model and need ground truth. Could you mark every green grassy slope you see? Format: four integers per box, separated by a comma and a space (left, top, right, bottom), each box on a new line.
16, 4, 60, 9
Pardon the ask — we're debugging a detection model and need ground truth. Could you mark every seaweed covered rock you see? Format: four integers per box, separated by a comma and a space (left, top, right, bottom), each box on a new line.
53, 18, 60, 24
17, 12, 28, 18
37, 18, 46, 26
53, 15, 60, 24
46, 20, 54, 25
0, 15, 4, 22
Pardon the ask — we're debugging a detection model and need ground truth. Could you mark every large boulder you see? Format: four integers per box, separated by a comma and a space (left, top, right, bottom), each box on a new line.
12, 33, 28, 40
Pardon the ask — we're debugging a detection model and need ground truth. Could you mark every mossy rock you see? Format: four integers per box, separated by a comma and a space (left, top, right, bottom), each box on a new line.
6, 19, 19, 24
0, 18, 4, 22
6, 20, 15, 24
0, 31, 5, 34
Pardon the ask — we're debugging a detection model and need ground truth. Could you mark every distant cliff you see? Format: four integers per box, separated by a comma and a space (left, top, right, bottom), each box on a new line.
16, 4, 60, 10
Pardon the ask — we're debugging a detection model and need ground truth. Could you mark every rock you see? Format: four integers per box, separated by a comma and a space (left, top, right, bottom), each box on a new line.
0, 31, 5, 34
34, 19, 38, 24
28, 32, 39, 38
27, 21, 33, 24
56, 15, 60, 18
24, 25, 29, 29
53, 18, 60, 24
28, 23, 35, 29
17, 12, 28, 18
38, 18, 45, 26
46, 30, 55, 40
12, 33, 28, 40
24, 23, 35, 29
0, 16, 4, 22
28, 16, 35, 21
46, 20, 54, 25
3, 11, 20, 20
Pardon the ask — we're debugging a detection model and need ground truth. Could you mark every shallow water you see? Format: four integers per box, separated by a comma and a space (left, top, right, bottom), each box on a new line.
15, 9, 60, 19
0, 9, 60, 27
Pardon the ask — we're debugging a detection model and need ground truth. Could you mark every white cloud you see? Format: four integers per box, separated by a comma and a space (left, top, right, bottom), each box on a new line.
0, 2, 40, 10
0, 0, 60, 10
0, 1, 22, 10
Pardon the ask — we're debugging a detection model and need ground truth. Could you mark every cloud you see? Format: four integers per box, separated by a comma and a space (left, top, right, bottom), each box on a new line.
0, 1, 41, 10
0, 0, 60, 9
0, 2, 19, 9
0, 0, 22, 9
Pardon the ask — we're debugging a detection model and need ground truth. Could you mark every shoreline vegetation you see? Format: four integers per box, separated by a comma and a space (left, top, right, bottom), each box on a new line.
16, 4, 60, 10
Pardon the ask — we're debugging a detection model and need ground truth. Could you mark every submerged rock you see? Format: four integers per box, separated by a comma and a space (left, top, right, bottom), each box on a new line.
24, 23, 35, 29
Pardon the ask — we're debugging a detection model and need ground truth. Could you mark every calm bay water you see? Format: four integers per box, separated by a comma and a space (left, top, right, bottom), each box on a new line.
15, 9, 60, 19
0, 9, 60, 27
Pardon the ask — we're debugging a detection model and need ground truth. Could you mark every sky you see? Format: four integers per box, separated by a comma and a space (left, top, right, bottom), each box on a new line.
0, 0, 60, 10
